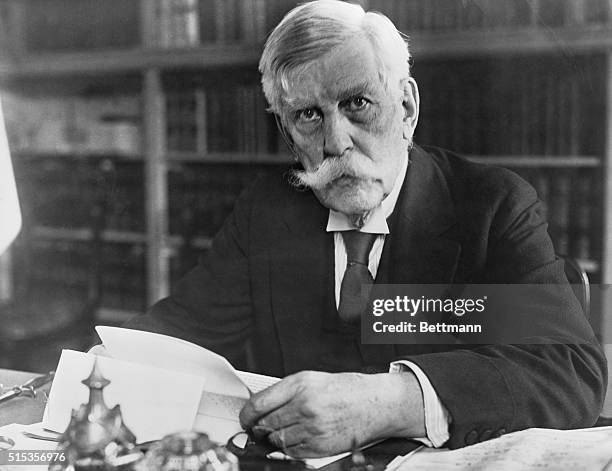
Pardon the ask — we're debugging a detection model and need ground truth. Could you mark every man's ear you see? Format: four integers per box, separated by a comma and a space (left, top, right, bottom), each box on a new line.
401, 77, 419, 140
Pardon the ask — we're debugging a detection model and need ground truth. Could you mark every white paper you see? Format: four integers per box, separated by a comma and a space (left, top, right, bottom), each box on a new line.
96, 326, 251, 398
43, 350, 204, 443
237, 370, 281, 393
94, 326, 284, 445
267, 449, 352, 469
396, 427, 612, 471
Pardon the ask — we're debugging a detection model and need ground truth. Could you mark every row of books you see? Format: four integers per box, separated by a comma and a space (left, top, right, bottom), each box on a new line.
13, 149, 602, 262
6, 0, 612, 56
2, 83, 281, 158
13, 157, 145, 233
169, 54, 605, 158
166, 83, 280, 154
12, 154, 283, 237
21, 0, 140, 53
366, 0, 612, 32
154, 0, 297, 48
516, 167, 601, 261
1, 92, 141, 156
10, 232, 214, 323
12, 237, 148, 315
154, 0, 612, 49
168, 162, 285, 236
414, 55, 605, 156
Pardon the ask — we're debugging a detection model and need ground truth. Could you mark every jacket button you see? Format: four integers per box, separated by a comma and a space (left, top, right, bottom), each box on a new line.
465, 430, 479, 445
479, 429, 493, 442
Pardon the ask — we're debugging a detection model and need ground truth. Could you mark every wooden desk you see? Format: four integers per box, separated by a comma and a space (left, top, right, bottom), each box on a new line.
0, 369, 49, 426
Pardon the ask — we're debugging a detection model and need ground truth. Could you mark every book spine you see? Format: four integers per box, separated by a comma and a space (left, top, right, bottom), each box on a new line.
240, 0, 256, 42
214, 0, 226, 43
198, 0, 217, 43
393, 0, 410, 33
195, 88, 208, 154
253, 0, 267, 42
544, 71, 556, 155
225, 0, 238, 43
549, 171, 571, 255
568, 70, 580, 155
255, 88, 269, 154
566, 0, 586, 25
573, 171, 592, 260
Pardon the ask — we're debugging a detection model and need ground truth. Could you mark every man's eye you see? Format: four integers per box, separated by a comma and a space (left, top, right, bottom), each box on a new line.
296, 109, 321, 123
346, 96, 370, 111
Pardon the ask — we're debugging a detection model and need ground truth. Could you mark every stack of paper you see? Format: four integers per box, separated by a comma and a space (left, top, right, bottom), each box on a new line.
388, 426, 612, 471
43, 326, 279, 445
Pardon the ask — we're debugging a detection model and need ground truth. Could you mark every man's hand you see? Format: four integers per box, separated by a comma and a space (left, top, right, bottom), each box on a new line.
239, 370, 425, 458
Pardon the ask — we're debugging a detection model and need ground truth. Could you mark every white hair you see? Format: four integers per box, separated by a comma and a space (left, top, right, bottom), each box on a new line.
259, 0, 412, 115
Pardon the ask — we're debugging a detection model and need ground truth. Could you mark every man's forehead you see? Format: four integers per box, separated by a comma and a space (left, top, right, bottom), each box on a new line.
282, 42, 383, 109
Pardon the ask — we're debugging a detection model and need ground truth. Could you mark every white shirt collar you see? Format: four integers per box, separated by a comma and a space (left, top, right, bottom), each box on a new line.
326, 152, 409, 234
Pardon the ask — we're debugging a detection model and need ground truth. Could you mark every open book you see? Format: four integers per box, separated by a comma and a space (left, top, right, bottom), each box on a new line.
44, 326, 279, 445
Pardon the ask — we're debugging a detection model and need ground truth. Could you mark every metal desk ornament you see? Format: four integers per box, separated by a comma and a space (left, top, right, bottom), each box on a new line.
48, 358, 239, 471
136, 431, 239, 471
49, 358, 143, 470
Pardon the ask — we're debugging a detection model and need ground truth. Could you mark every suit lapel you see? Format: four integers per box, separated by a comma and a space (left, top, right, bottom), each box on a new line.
269, 186, 335, 374
365, 147, 463, 366
379, 146, 461, 285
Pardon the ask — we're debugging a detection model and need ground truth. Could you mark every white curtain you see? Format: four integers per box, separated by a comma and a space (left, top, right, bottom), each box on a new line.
0, 101, 21, 255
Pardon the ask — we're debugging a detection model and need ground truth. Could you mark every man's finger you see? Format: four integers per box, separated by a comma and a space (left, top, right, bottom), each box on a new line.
256, 404, 302, 432
239, 376, 300, 428
268, 423, 309, 451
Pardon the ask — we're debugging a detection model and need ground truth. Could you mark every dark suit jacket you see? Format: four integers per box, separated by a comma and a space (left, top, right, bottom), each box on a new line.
126, 145, 607, 448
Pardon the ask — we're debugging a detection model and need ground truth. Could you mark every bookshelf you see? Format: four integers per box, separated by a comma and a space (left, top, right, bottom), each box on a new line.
0, 1, 611, 369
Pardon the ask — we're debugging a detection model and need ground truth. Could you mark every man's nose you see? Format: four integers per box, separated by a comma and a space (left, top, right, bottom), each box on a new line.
323, 114, 353, 158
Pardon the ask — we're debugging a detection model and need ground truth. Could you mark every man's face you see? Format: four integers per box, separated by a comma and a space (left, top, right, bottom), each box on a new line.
281, 37, 418, 217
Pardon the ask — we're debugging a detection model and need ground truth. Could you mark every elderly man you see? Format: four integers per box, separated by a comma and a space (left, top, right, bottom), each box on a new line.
125, 0, 606, 458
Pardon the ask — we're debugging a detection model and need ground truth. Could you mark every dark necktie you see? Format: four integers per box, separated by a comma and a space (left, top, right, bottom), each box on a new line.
338, 230, 378, 323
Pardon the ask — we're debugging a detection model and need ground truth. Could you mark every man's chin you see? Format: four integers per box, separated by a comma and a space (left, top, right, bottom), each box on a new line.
315, 185, 384, 216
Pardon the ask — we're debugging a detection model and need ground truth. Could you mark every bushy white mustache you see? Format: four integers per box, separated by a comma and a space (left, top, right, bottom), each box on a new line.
289, 155, 379, 190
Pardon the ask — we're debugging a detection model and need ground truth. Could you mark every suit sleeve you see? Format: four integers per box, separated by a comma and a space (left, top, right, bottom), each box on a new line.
123, 183, 255, 364
405, 176, 608, 449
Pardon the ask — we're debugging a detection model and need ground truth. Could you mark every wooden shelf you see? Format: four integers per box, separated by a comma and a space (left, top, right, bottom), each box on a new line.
31, 225, 146, 244
412, 25, 612, 58
168, 153, 602, 167
167, 235, 212, 250
12, 149, 142, 161
466, 155, 602, 167
11, 151, 602, 167
95, 307, 143, 324
2, 23, 612, 80
0, 44, 262, 79
30, 225, 213, 250
167, 152, 291, 164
